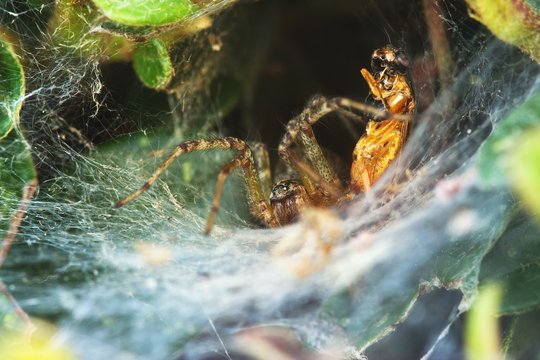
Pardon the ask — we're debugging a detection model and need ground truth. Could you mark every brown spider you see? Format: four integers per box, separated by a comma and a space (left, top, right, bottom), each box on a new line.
114, 45, 415, 234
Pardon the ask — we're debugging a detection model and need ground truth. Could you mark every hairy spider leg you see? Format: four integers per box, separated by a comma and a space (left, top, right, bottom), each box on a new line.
280, 97, 342, 197
249, 142, 273, 197
205, 157, 242, 234
278, 95, 410, 195
114, 137, 279, 233
287, 151, 341, 200
278, 96, 343, 199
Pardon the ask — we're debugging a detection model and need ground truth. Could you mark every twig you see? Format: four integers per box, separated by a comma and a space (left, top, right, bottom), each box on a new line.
0, 280, 36, 336
422, 0, 455, 88
0, 180, 38, 268
0, 179, 38, 334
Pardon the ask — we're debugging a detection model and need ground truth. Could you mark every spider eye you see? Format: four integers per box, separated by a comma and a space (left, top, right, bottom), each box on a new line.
270, 180, 298, 202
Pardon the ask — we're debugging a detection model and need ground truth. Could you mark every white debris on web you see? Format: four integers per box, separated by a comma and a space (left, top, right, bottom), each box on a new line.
1, 1, 539, 359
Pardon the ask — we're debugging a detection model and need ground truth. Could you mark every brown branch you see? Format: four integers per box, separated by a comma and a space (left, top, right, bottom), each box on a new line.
0, 180, 38, 268
422, 0, 455, 88
0, 279, 36, 336
0, 179, 38, 335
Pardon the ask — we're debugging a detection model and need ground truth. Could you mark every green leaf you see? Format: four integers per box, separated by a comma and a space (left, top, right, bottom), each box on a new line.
475, 92, 540, 316
92, 0, 198, 27
503, 309, 540, 359
465, 283, 502, 360
324, 287, 419, 351
506, 128, 540, 221
465, 0, 540, 63
0, 319, 75, 359
321, 188, 516, 352
97, 15, 213, 43
0, 36, 24, 140
479, 215, 540, 314
133, 39, 174, 89
0, 34, 36, 233
498, 264, 540, 314
432, 193, 515, 286
477, 90, 540, 187
49, 0, 134, 62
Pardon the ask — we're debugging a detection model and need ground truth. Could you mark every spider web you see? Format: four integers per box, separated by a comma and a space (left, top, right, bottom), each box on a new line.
1, 0, 539, 359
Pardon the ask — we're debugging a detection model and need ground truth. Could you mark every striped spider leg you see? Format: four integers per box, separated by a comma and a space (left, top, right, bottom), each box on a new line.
114, 137, 324, 233
114, 137, 279, 234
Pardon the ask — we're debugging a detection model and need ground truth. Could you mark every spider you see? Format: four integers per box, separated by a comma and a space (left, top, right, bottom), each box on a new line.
114, 45, 415, 234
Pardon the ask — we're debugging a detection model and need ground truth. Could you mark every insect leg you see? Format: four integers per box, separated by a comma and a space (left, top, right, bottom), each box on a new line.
335, 97, 410, 122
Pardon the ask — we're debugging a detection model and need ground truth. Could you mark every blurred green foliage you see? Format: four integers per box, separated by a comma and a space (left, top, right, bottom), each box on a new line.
0, 33, 36, 233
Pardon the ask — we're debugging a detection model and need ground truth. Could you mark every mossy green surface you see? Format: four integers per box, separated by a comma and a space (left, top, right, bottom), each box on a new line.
0, 36, 24, 139
507, 129, 540, 221
92, 0, 198, 27
0, 34, 36, 233
133, 39, 173, 89
477, 90, 540, 187
465, 284, 502, 360
466, 0, 540, 63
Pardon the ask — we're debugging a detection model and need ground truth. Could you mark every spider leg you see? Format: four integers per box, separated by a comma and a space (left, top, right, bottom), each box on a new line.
249, 142, 272, 198
288, 151, 341, 200
114, 137, 278, 232
278, 96, 411, 196
278, 96, 384, 190
278, 96, 342, 195
205, 157, 242, 234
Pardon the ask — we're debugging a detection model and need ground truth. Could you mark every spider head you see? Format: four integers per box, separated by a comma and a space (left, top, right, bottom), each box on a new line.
270, 180, 309, 226
371, 46, 409, 76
